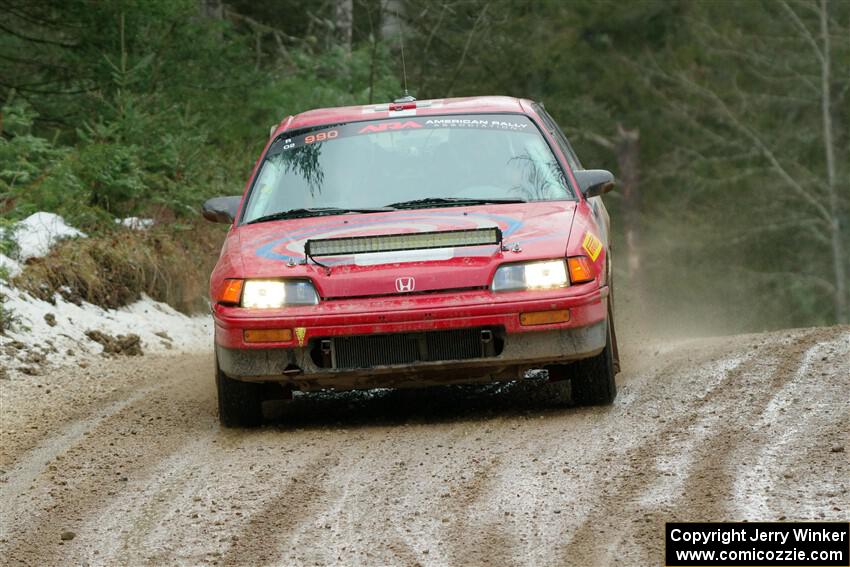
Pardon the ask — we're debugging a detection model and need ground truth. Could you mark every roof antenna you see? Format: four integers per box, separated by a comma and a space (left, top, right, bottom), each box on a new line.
395, 24, 415, 103
400, 33, 408, 96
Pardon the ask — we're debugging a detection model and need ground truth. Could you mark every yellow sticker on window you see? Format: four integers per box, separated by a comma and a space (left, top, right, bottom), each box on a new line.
295, 327, 307, 347
582, 232, 603, 261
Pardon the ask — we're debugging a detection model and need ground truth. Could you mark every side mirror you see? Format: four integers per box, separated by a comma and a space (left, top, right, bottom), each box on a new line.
574, 169, 615, 198
202, 196, 241, 224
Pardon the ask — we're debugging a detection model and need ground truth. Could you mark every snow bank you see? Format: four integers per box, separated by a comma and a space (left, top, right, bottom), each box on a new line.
0, 283, 211, 372
11, 212, 87, 261
0, 212, 211, 374
0, 253, 21, 278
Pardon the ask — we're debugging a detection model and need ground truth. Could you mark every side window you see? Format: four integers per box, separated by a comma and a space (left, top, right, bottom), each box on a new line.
557, 131, 584, 171
534, 104, 584, 171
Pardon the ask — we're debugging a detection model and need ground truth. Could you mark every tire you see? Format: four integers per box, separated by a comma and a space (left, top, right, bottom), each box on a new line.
544, 300, 618, 406
216, 358, 264, 428
570, 316, 617, 406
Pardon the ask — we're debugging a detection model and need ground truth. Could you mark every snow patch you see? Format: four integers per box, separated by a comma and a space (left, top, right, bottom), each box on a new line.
0, 282, 211, 372
11, 212, 87, 261
0, 253, 21, 278
116, 217, 154, 230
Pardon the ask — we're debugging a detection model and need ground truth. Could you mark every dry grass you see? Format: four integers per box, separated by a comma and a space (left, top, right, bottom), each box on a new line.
13, 222, 226, 313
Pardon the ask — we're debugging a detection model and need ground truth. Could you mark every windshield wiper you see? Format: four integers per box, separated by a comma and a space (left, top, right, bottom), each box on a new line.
244, 207, 393, 225
385, 197, 526, 209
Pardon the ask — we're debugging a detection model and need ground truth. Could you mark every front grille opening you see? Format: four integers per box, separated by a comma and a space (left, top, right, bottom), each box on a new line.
322, 286, 488, 301
310, 327, 504, 370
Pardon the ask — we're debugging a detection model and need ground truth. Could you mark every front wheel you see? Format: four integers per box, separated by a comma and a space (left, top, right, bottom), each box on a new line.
216, 358, 264, 428
569, 318, 617, 406
545, 304, 618, 406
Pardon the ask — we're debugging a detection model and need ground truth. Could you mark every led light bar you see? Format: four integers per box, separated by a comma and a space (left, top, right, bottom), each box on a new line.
305, 227, 502, 257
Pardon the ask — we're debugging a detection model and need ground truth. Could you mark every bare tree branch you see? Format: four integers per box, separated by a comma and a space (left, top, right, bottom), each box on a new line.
568, 130, 614, 151
445, 2, 489, 97
817, 0, 847, 322
777, 0, 824, 64
0, 21, 77, 48
646, 56, 833, 224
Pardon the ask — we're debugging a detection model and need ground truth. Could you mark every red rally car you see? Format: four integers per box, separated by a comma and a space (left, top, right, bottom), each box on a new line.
203, 95, 620, 427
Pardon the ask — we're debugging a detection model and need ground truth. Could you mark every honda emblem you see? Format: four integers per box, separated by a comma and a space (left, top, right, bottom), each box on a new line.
395, 277, 415, 293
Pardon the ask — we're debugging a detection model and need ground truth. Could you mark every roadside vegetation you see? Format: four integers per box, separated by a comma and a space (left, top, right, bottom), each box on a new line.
12, 223, 223, 313
1, 0, 847, 332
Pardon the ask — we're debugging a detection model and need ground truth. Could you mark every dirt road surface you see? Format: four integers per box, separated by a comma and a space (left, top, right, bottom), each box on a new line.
1, 326, 848, 566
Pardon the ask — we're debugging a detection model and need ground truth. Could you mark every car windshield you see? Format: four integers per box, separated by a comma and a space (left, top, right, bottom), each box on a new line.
241, 113, 574, 224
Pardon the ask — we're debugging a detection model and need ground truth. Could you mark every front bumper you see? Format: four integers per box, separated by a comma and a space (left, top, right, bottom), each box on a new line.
213, 286, 608, 390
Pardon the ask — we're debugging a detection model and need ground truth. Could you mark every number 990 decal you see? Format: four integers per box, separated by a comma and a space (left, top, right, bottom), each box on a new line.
305, 130, 338, 145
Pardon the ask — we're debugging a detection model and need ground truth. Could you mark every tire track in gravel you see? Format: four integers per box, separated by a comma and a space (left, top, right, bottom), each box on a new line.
665, 330, 829, 521
386, 337, 740, 567
550, 340, 773, 563
90, 435, 221, 565
264, 425, 468, 567
286, 442, 424, 567
0, 354, 217, 566
443, 454, 516, 567
467, 339, 742, 566
731, 330, 850, 520
554, 328, 837, 565
0, 384, 158, 518
399, 425, 523, 567
218, 452, 339, 566
0, 357, 181, 470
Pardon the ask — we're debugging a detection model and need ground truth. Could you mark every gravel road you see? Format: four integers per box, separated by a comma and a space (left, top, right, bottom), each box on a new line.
1, 326, 848, 566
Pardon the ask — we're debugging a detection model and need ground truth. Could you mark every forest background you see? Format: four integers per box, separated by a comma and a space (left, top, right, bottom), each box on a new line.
1, 0, 848, 333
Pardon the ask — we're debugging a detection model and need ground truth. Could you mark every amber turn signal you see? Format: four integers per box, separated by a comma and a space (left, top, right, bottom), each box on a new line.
567, 256, 595, 284
520, 309, 570, 326
218, 279, 244, 305
243, 328, 293, 343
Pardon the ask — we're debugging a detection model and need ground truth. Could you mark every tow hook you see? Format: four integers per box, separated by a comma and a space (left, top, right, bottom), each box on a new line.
320, 339, 333, 368
481, 329, 495, 357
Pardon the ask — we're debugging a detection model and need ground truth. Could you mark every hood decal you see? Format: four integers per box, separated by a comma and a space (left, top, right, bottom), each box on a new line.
354, 248, 456, 266
254, 210, 525, 265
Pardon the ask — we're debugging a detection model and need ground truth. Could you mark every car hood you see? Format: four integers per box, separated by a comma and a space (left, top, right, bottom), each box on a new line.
230, 202, 577, 299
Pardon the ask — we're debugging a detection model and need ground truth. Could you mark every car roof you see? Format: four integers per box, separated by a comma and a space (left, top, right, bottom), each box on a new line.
280, 96, 534, 132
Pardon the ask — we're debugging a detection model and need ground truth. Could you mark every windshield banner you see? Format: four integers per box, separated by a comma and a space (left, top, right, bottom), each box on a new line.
267, 114, 536, 157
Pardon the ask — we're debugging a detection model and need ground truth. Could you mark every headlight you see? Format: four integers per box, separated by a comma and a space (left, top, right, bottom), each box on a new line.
241, 280, 319, 308
491, 260, 569, 292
